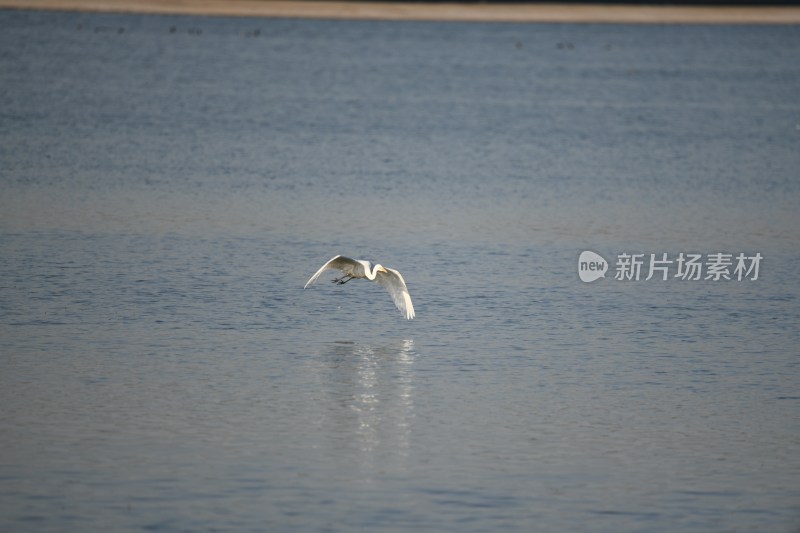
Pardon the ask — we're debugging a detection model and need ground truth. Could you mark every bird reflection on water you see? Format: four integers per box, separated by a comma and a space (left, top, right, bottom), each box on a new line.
306, 339, 417, 479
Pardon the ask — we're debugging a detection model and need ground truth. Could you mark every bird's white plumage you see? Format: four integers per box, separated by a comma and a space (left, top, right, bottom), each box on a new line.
304, 255, 415, 320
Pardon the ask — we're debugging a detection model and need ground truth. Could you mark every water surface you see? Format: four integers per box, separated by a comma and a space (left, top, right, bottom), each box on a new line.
1, 10, 799, 532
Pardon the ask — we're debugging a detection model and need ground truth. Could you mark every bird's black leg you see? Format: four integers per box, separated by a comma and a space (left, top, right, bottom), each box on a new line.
331, 275, 353, 284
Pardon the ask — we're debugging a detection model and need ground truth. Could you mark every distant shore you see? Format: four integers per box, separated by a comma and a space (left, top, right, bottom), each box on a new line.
2, 0, 800, 24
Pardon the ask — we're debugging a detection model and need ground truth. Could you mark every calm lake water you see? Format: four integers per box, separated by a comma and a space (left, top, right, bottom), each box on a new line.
1, 9, 799, 532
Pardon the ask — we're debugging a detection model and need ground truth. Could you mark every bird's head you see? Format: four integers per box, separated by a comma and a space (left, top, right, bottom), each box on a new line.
376, 265, 388, 273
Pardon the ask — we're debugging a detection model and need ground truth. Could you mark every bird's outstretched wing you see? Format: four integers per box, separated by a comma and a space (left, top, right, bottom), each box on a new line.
375, 268, 415, 320
304, 255, 358, 289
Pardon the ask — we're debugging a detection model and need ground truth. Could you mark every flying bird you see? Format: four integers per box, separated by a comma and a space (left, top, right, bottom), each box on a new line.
304, 255, 415, 320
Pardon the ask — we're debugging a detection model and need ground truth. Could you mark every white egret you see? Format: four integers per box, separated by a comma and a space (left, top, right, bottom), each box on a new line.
304, 255, 415, 320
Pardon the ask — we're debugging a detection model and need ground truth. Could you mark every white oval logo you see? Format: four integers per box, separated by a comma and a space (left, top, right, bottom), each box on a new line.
578, 251, 608, 283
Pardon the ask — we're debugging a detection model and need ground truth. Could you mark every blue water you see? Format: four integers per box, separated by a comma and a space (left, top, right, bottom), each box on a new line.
1, 9, 799, 532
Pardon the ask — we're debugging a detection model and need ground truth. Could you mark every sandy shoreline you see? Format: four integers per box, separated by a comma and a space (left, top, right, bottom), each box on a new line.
2, 0, 800, 24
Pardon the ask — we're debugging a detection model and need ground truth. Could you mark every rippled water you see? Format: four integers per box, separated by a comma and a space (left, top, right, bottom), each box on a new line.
1, 10, 799, 532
